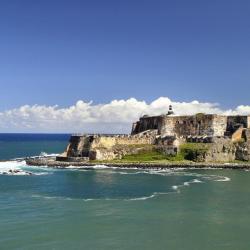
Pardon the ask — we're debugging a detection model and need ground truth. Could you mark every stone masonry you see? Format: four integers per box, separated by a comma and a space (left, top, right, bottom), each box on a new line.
58, 106, 250, 162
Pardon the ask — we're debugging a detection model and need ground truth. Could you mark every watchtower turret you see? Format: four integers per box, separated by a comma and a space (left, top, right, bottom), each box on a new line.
167, 105, 174, 115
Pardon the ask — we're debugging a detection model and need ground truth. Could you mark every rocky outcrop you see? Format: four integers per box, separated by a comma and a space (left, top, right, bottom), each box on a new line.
236, 142, 250, 161
234, 129, 250, 161
203, 138, 236, 162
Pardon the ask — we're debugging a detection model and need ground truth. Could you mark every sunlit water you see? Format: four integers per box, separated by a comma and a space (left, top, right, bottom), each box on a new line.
1, 135, 250, 249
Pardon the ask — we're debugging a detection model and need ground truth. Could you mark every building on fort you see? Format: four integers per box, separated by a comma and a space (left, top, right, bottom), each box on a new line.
57, 106, 250, 162
132, 106, 250, 139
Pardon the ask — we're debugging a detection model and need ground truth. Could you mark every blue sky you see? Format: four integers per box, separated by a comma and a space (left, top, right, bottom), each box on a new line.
0, 0, 249, 111
0, 0, 249, 132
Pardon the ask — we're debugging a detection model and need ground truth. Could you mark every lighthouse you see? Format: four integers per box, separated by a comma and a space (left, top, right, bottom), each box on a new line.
167, 105, 174, 115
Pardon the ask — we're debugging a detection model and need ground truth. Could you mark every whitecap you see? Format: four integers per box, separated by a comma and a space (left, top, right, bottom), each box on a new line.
82, 198, 96, 201
0, 160, 29, 175
81, 165, 118, 170
215, 177, 231, 182
182, 178, 203, 187
32, 194, 70, 200
39, 152, 59, 158
92, 165, 115, 169
192, 179, 203, 183
201, 174, 231, 182
0, 160, 56, 176
127, 194, 156, 201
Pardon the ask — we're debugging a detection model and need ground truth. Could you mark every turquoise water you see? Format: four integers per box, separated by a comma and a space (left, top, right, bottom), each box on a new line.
1, 135, 250, 249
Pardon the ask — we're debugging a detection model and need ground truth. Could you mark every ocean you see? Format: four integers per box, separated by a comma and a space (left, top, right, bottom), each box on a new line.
1, 134, 250, 249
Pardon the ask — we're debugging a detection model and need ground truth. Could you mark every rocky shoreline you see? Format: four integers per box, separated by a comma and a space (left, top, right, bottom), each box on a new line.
25, 157, 250, 170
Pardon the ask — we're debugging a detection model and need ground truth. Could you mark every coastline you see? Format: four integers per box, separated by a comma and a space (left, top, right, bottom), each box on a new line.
25, 157, 250, 170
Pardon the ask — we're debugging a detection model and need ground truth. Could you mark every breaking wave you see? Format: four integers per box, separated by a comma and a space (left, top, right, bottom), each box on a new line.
84, 165, 118, 170
31, 192, 173, 202
0, 160, 52, 176
127, 194, 157, 201
13, 151, 59, 161
0, 160, 29, 175
39, 152, 59, 158
214, 176, 231, 182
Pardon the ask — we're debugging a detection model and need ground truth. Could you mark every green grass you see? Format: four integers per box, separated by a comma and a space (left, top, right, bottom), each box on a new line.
92, 149, 188, 163
122, 150, 168, 162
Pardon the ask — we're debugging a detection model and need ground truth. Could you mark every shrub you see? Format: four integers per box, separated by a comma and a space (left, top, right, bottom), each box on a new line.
179, 143, 209, 161
195, 113, 205, 120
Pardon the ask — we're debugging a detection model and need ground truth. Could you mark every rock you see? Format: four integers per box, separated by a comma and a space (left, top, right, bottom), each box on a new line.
196, 138, 236, 162
236, 142, 250, 161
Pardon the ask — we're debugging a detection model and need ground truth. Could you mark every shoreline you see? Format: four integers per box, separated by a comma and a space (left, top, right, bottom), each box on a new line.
25, 157, 250, 170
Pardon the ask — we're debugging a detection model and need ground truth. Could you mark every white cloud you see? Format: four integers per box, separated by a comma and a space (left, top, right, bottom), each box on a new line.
0, 97, 249, 133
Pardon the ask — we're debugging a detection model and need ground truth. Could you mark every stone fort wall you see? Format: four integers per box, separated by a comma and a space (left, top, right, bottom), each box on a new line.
66, 132, 157, 158
132, 114, 250, 138
59, 114, 250, 161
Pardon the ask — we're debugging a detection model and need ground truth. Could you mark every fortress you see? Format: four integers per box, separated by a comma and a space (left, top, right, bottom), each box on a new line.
57, 106, 250, 162
131, 106, 250, 141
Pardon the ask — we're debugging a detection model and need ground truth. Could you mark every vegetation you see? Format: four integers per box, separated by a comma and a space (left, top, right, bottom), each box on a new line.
122, 150, 168, 162
179, 143, 210, 161
120, 145, 199, 162
120, 143, 210, 163
195, 113, 205, 120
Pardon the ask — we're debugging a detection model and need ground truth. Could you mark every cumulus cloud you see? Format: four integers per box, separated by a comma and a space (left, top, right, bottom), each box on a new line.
0, 97, 249, 133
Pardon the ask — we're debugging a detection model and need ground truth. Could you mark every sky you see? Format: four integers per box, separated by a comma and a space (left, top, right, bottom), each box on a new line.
0, 0, 249, 132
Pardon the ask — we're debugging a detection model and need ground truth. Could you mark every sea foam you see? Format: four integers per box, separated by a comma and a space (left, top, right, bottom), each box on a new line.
0, 160, 52, 176
0, 160, 27, 175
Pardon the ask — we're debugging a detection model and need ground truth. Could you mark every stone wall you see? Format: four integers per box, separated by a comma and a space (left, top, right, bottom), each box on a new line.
159, 114, 226, 137
236, 129, 250, 161
90, 134, 155, 150
65, 131, 158, 160
132, 114, 250, 139
158, 116, 175, 136
131, 116, 163, 134
227, 116, 249, 133
66, 136, 92, 157
231, 127, 244, 142
244, 129, 250, 141
174, 115, 214, 137
212, 115, 228, 136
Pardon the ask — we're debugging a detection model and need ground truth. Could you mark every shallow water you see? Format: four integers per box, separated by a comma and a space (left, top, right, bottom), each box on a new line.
1, 134, 250, 249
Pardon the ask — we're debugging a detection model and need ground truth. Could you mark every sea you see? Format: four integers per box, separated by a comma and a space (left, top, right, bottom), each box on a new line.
1, 134, 250, 250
